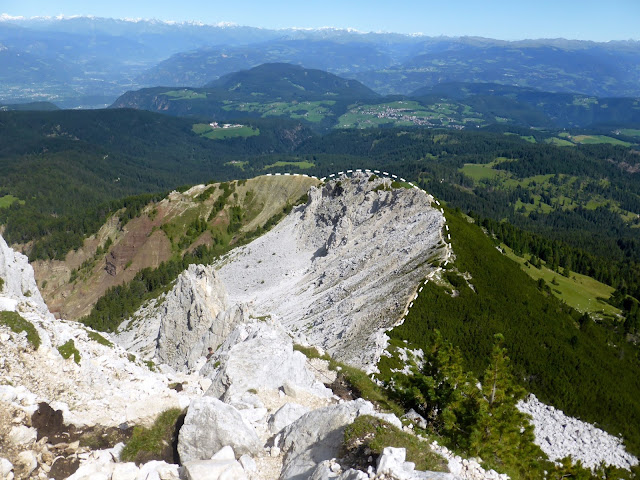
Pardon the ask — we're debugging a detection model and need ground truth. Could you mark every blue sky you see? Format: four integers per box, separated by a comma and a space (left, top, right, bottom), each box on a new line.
2, 0, 639, 41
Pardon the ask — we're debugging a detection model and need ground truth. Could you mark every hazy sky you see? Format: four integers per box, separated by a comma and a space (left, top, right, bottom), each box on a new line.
2, 0, 639, 41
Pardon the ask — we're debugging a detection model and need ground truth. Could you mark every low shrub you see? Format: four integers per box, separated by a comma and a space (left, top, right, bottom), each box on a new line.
0, 310, 41, 349
57, 339, 81, 364
120, 408, 185, 464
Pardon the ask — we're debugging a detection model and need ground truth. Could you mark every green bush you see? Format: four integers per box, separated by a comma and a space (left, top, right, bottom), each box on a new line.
87, 330, 113, 347
58, 339, 81, 364
343, 415, 448, 472
120, 408, 184, 464
0, 310, 40, 349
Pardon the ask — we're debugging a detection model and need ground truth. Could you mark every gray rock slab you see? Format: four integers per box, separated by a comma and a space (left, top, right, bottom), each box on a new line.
178, 397, 262, 463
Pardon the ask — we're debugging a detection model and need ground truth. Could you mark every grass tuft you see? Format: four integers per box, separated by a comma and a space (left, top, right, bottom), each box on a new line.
293, 344, 403, 417
0, 311, 41, 349
87, 330, 113, 347
343, 415, 448, 472
57, 339, 81, 364
120, 408, 184, 464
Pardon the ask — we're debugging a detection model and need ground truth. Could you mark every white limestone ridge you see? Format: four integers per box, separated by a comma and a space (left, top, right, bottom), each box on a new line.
114, 264, 252, 371
216, 173, 446, 370
114, 173, 446, 373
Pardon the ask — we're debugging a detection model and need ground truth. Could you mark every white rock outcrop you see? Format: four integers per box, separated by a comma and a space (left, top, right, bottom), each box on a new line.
114, 264, 251, 371
376, 447, 455, 480
429, 442, 507, 480
0, 234, 48, 315
178, 397, 263, 463
204, 320, 331, 403
309, 460, 368, 480
268, 403, 311, 435
216, 174, 446, 370
517, 394, 638, 470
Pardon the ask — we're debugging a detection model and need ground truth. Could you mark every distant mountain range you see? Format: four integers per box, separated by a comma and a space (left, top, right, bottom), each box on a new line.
2, 16, 640, 107
110, 63, 640, 131
205, 63, 378, 99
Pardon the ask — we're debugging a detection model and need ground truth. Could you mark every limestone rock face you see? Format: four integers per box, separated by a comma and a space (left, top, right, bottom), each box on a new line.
177, 396, 262, 463
204, 321, 331, 403
0, 234, 48, 315
377, 447, 455, 480
279, 398, 375, 480
216, 174, 446, 370
114, 264, 251, 371
309, 460, 368, 480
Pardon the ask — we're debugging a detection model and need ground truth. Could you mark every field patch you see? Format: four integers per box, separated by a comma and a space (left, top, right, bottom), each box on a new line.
545, 137, 575, 147
223, 100, 335, 123
164, 90, 207, 100
460, 163, 508, 182
502, 245, 620, 317
336, 100, 484, 129
0, 194, 23, 208
618, 128, 640, 138
264, 160, 315, 170
568, 134, 631, 147
192, 123, 260, 140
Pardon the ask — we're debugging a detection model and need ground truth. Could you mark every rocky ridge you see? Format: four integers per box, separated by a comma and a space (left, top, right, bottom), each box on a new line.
216, 173, 447, 370
0, 176, 500, 480
114, 173, 448, 373
1, 172, 638, 479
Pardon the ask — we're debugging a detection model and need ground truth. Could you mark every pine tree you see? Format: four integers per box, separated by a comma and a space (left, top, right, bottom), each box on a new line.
391, 332, 479, 448
469, 334, 545, 478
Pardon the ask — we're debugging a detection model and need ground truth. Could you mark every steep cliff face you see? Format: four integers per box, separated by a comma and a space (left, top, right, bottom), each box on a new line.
114, 264, 252, 371
33, 174, 319, 321
0, 235, 48, 315
216, 173, 447, 369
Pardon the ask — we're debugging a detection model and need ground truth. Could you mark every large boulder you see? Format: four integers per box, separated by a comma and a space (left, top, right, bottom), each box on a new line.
177, 397, 262, 463
377, 447, 455, 480
204, 321, 331, 403
309, 460, 368, 480
182, 446, 247, 480
279, 399, 375, 480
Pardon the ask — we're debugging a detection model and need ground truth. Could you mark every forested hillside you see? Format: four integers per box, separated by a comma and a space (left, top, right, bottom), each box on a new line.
0, 109, 312, 259
1, 109, 638, 313
386, 208, 640, 456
